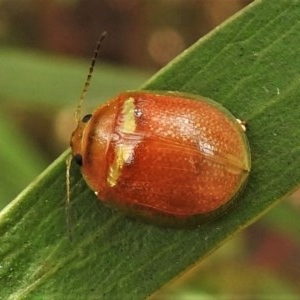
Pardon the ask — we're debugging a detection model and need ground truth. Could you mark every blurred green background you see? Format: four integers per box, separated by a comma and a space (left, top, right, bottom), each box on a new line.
0, 0, 299, 298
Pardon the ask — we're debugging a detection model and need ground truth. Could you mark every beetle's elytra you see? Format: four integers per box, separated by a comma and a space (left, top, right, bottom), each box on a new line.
70, 91, 251, 226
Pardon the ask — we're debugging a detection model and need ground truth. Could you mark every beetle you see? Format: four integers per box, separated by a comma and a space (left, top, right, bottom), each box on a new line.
69, 34, 251, 227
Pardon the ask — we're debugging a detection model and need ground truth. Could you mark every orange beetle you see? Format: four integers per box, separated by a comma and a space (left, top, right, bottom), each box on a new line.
70, 35, 251, 227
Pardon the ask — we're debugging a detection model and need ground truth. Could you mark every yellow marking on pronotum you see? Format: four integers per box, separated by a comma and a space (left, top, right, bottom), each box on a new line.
107, 97, 137, 187
120, 97, 136, 133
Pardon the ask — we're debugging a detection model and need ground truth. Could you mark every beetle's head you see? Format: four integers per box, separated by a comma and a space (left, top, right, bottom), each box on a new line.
70, 114, 92, 166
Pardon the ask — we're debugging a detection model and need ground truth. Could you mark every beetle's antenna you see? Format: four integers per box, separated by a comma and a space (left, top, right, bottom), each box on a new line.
75, 31, 107, 123
66, 155, 73, 242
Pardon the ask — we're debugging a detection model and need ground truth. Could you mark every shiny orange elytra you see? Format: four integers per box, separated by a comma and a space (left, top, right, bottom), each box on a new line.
70, 90, 251, 227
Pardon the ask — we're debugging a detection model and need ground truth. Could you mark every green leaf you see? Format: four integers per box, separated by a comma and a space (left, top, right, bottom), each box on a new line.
1, 1, 300, 299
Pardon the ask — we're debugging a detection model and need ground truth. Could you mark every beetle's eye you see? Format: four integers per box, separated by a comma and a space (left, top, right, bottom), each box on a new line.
74, 154, 83, 166
82, 114, 92, 123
